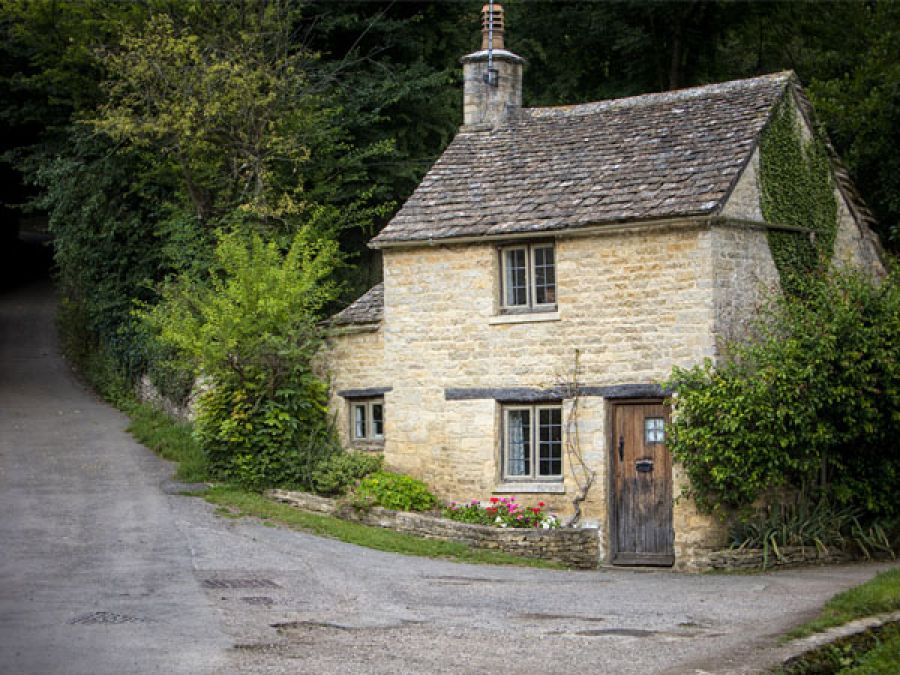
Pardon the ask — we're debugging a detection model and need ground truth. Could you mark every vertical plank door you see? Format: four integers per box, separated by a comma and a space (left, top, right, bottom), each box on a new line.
611, 401, 674, 566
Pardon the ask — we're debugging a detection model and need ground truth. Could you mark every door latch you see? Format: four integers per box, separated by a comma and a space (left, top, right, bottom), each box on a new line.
618, 435, 624, 462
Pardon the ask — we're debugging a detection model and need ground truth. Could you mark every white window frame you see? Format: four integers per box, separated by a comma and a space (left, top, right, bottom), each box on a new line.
499, 242, 557, 312
350, 398, 384, 443
502, 403, 563, 481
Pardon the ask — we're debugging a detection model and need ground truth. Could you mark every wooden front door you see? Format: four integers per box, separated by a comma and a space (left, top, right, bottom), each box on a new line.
611, 401, 674, 566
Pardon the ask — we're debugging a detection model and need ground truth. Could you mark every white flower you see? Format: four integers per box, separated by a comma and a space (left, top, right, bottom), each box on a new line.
495, 516, 503, 523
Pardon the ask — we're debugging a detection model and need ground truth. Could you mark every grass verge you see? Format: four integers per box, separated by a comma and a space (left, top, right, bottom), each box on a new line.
121, 399, 563, 569
786, 568, 900, 640
123, 401, 209, 483
203, 485, 564, 569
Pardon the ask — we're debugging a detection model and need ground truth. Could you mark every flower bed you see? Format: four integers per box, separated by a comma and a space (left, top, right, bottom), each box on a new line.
443, 496, 558, 529
267, 489, 599, 569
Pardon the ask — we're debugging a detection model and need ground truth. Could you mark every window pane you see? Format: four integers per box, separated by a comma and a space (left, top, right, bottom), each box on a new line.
504, 249, 528, 306
506, 409, 531, 476
645, 417, 665, 444
372, 403, 384, 437
353, 404, 367, 439
533, 246, 556, 305
538, 408, 562, 476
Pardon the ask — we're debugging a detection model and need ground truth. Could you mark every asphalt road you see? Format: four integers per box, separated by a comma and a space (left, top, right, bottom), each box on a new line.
1, 270, 896, 674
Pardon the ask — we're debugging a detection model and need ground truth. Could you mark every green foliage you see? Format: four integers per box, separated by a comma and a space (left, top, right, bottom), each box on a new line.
310, 451, 383, 497
667, 268, 900, 518
760, 96, 838, 294
140, 229, 342, 490
354, 471, 438, 512
730, 497, 894, 568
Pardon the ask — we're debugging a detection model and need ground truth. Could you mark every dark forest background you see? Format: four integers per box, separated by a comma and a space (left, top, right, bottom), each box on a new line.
1, 0, 898, 384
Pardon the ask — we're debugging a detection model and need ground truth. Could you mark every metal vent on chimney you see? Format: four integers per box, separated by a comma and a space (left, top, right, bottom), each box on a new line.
482, 3, 504, 87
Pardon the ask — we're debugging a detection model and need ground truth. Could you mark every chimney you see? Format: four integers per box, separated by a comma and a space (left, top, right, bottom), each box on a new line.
461, 3, 524, 127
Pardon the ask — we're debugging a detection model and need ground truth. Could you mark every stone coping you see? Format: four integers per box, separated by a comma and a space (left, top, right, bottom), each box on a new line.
779, 612, 900, 671
267, 489, 599, 569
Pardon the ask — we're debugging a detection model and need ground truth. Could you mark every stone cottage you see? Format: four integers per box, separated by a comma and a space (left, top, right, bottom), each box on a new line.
320, 5, 884, 569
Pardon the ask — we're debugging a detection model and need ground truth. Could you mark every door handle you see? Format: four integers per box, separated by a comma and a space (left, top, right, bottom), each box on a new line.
618, 435, 624, 462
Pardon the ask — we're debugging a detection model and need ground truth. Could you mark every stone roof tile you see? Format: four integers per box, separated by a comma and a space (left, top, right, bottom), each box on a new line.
372, 72, 794, 247
329, 283, 383, 326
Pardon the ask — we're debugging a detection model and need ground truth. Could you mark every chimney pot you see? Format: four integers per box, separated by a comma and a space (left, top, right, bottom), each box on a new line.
481, 3, 505, 50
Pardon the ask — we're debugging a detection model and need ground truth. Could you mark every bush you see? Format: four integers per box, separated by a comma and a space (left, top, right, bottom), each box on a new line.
140, 229, 342, 490
354, 471, 438, 512
442, 496, 559, 529
311, 452, 383, 496
666, 268, 900, 518
730, 495, 895, 565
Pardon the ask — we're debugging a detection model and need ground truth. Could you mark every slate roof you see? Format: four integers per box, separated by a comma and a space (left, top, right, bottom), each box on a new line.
329, 282, 383, 326
371, 71, 794, 247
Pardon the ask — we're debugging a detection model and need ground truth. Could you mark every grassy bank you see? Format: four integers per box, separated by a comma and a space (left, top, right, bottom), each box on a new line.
123, 400, 562, 569
777, 569, 900, 674
787, 568, 900, 639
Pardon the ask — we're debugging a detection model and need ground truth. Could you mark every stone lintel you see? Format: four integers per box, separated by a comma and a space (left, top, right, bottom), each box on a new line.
444, 383, 668, 402
338, 386, 393, 399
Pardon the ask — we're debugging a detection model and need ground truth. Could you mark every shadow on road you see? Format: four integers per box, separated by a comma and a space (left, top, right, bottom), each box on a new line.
1, 230, 53, 293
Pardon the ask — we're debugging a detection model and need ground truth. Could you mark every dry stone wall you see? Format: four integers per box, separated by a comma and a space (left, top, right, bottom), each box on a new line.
269, 489, 599, 569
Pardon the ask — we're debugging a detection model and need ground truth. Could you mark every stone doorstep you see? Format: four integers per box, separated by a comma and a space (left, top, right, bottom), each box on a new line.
266, 488, 599, 568
778, 611, 900, 670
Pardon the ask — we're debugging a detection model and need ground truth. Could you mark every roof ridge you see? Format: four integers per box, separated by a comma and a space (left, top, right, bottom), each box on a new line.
521, 71, 794, 120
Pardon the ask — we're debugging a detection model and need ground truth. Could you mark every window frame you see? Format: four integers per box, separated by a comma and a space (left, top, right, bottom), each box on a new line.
350, 398, 384, 444
498, 241, 557, 313
502, 403, 563, 482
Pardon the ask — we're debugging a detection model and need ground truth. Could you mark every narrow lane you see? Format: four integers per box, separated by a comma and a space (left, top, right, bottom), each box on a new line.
0, 266, 895, 674
0, 279, 230, 674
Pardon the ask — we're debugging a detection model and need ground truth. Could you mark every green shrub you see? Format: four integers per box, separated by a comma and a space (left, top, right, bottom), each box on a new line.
354, 471, 438, 512
140, 229, 342, 491
667, 268, 900, 519
311, 451, 383, 496
730, 495, 895, 567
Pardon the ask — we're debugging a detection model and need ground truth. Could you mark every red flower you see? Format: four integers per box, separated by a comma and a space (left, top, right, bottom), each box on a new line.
489, 497, 499, 504
486, 507, 497, 514
537, 501, 546, 508
531, 507, 540, 514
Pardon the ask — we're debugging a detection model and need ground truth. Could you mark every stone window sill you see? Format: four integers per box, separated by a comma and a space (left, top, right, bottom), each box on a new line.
488, 311, 560, 326
493, 482, 566, 494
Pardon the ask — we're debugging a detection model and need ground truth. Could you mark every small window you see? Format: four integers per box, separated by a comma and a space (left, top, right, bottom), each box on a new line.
499, 243, 556, 311
351, 398, 385, 443
504, 404, 562, 480
645, 417, 665, 444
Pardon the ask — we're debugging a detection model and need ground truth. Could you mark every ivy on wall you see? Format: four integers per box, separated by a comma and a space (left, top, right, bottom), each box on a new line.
759, 94, 838, 294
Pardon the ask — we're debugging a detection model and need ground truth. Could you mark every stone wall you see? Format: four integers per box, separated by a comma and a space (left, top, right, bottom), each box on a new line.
268, 489, 599, 569
380, 223, 721, 563
711, 222, 779, 349
318, 325, 386, 449
701, 546, 850, 571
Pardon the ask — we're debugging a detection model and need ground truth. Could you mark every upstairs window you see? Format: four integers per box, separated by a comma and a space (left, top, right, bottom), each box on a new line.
499, 243, 556, 311
351, 399, 384, 443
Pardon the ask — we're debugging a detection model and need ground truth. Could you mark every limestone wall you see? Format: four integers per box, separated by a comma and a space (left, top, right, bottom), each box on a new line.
381, 223, 722, 561
319, 326, 386, 449
711, 223, 779, 349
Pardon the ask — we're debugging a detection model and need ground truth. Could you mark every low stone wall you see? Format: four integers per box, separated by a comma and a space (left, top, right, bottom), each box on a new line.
702, 545, 850, 571
268, 489, 599, 569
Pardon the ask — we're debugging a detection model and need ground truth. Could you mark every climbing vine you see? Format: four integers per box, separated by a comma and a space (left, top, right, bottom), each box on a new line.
759, 95, 838, 294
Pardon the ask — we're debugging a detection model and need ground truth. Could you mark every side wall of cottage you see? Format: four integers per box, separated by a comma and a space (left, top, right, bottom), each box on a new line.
319, 326, 386, 450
